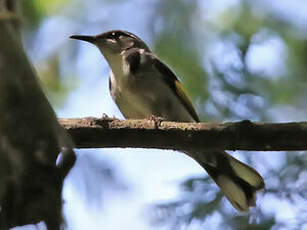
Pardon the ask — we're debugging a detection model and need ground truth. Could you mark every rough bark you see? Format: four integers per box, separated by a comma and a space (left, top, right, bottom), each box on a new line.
60, 117, 307, 151
0, 1, 75, 229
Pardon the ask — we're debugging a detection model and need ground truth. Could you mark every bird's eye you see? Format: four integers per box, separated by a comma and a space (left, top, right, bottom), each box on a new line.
108, 32, 119, 40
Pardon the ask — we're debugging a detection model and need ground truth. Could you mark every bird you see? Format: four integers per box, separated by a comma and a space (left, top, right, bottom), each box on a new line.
70, 30, 265, 211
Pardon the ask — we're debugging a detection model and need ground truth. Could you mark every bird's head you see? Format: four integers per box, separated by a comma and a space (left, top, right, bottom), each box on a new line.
70, 30, 150, 62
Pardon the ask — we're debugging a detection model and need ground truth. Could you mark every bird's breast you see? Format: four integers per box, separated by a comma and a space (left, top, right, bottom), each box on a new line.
109, 71, 195, 122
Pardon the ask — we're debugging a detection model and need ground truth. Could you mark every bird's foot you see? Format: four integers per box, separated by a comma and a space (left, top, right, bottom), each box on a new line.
148, 115, 165, 128
101, 113, 117, 121
101, 113, 109, 119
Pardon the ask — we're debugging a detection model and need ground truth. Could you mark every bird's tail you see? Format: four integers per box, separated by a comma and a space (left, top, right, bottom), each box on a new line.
187, 150, 265, 211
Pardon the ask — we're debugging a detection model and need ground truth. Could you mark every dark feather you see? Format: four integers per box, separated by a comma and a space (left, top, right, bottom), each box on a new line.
153, 59, 200, 122
108, 77, 112, 92
126, 51, 141, 74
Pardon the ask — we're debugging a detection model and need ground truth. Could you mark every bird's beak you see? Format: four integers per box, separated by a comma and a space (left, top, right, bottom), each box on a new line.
70, 35, 96, 43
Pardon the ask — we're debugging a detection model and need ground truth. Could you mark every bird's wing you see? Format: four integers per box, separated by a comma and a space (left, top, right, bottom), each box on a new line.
153, 58, 200, 122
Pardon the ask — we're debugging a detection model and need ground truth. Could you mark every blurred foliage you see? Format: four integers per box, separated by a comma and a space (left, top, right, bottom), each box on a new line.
151, 0, 209, 116
37, 55, 77, 108
21, 0, 77, 108
22, 0, 69, 28
68, 151, 128, 208
148, 0, 307, 229
32, 0, 70, 15
21, 0, 42, 28
19, 0, 307, 229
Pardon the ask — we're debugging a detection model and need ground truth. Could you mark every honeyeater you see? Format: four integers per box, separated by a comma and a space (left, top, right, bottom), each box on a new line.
70, 30, 265, 211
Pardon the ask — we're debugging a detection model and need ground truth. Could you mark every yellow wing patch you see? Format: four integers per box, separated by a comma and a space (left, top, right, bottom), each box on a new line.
175, 80, 200, 122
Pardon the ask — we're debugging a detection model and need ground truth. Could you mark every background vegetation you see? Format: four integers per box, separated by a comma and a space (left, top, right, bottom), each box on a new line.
17, 0, 307, 229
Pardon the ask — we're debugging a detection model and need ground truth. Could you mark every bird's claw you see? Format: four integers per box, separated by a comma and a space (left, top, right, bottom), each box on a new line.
101, 113, 117, 121
102, 113, 109, 119
148, 115, 165, 128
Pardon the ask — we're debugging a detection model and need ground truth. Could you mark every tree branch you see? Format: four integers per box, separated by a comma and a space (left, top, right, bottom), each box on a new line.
60, 117, 307, 151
